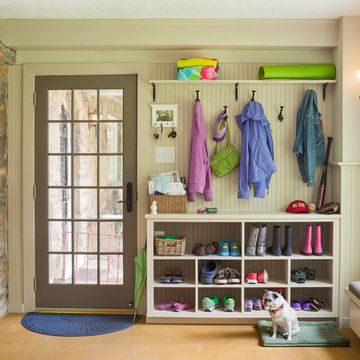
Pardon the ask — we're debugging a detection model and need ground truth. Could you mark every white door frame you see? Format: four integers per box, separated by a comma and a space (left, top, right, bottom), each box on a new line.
9, 62, 149, 312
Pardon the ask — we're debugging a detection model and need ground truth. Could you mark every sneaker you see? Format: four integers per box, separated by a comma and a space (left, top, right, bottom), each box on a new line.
227, 268, 241, 284
173, 302, 193, 312
159, 269, 172, 284
217, 240, 230, 256
244, 297, 254, 312
253, 297, 262, 310
257, 269, 269, 284
213, 268, 228, 284
199, 260, 219, 284
246, 270, 258, 284
222, 295, 235, 312
171, 269, 184, 284
229, 240, 241, 256
202, 295, 220, 312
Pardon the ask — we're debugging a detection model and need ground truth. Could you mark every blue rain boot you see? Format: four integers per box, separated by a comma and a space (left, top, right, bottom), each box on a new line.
282, 225, 292, 256
267, 225, 281, 256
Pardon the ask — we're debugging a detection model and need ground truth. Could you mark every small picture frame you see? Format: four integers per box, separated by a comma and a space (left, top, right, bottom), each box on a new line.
150, 104, 178, 128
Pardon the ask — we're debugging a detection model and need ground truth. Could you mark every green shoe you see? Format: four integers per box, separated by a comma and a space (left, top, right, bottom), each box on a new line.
202, 295, 220, 312
222, 294, 235, 312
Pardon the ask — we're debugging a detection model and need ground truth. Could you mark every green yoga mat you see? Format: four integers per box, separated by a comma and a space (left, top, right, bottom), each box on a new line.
258, 320, 350, 347
259, 64, 336, 80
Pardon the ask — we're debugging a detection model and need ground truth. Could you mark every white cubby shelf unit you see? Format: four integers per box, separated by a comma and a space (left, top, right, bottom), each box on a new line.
146, 212, 340, 324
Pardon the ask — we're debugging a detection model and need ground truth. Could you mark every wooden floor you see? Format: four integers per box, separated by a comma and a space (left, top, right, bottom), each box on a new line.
1, 313, 360, 360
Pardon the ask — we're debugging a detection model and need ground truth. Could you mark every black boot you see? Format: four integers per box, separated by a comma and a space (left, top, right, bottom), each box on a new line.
267, 225, 281, 256
282, 225, 292, 256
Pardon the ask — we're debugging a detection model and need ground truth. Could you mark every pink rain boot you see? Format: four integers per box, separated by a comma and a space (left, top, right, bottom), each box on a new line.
313, 225, 323, 256
300, 225, 313, 255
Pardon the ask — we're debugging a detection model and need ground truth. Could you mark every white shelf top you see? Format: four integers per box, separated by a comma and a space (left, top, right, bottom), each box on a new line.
244, 281, 287, 288
149, 80, 336, 85
197, 284, 242, 288
153, 281, 195, 288
290, 279, 333, 287
146, 211, 341, 221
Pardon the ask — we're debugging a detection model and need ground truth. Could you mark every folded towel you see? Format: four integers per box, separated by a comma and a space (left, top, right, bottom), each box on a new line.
259, 64, 336, 80
178, 66, 218, 80
177, 58, 219, 72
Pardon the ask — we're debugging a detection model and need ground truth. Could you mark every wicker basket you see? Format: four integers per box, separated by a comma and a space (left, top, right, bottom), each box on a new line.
155, 236, 186, 256
148, 195, 187, 213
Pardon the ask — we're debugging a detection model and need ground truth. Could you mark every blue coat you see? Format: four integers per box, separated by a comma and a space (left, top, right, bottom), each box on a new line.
236, 101, 277, 199
293, 90, 325, 187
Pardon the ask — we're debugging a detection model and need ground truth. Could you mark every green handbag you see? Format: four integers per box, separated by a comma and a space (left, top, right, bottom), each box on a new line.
210, 120, 240, 178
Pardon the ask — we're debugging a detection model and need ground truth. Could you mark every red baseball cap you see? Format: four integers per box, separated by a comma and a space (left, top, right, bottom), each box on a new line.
286, 200, 309, 214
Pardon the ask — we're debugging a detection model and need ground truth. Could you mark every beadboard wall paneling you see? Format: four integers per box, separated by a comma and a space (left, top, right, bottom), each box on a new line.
339, 164, 360, 324
149, 63, 334, 212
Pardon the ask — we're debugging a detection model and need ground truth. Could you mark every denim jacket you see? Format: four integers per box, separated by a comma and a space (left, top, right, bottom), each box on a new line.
236, 101, 277, 199
293, 90, 325, 187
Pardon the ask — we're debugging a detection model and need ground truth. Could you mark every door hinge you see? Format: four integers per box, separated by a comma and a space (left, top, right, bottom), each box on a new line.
33, 92, 37, 106
33, 277, 37, 292
33, 185, 37, 199
136, 191, 138, 201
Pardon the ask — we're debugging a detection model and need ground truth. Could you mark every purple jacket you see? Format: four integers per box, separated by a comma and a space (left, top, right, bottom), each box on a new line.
187, 101, 213, 202
236, 101, 277, 199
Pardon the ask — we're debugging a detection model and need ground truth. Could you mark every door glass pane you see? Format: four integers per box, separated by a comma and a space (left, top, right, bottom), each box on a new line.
74, 254, 97, 284
48, 123, 71, 153
100, 255, 123, 285
74, 222, 97, 252
49, 254, 72, 284
48, 90, 72, 121
74, 156, 97, 186
74, 189, 97, 219
100, 222, 123, 253
100, 89, 123, 120
49, 221, 72, 252
74, 89, 97, 120
49, 156, 71, 186
99, 156, 123, 186
99, 122, 123, 153
73, 123, 97, 153
49, 189, 71, 219
100, 189, 123, 219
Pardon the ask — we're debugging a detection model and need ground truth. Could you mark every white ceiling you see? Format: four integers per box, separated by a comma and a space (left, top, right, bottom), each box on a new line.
1, 0, 360, 19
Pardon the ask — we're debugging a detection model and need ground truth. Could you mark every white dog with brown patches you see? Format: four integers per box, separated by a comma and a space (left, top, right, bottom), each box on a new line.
262, 290, 300, 341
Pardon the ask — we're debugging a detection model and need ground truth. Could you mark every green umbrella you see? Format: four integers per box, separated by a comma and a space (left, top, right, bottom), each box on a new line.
133, 249, 147, 321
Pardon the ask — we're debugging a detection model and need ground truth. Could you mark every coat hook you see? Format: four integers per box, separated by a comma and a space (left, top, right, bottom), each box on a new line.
235, 83, 239, 101
278, 106, 284, 122
251, 90, 256, 101
195, 90, 200, 102
223, 106, 228, 120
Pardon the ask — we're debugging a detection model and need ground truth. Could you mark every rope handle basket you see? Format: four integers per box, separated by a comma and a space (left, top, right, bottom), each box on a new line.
155, 236, 186, 256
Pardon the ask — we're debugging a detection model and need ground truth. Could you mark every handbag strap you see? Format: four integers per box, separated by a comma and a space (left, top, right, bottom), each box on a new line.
213, 119, 231, 157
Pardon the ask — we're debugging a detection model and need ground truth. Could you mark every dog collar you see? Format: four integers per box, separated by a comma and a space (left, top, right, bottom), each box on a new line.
271, 304, 285, 313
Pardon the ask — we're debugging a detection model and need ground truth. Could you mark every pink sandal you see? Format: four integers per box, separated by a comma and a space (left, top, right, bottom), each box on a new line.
173, 302, 193, 312
157, 299, 179, 310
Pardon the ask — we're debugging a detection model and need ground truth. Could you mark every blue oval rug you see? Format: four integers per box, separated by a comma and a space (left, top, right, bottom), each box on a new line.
22, 312, 141, 337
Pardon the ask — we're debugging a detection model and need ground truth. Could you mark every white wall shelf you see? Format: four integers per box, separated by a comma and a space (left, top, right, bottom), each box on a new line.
146, 213, 340, 324
149, 79, 336, 102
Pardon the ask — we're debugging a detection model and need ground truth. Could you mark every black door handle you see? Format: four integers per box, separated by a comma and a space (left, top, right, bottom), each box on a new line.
116, 182, 133, 213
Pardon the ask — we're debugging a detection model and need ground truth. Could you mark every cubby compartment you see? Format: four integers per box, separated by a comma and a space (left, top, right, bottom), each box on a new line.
290, 287, 333, 316
244, 260, 288, 287
154, 259, 195, 286
291, 259, 333, 286
244, 222, 333, 258
198, 287, 242, 314
244, 287, 288, 315
154, 222, 242, 256
198, 259, 242, 286
154, 288, 195, 314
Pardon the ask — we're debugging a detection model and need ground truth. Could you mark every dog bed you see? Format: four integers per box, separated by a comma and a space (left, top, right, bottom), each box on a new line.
258, 320, 350, 347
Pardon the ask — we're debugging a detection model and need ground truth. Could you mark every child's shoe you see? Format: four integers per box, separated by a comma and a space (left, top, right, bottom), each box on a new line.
222, 295, 235, 312
217, 240, 230, 256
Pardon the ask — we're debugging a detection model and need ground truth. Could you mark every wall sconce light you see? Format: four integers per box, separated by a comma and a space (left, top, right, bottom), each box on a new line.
357, 70, 360, 99
88, 106, 100, 130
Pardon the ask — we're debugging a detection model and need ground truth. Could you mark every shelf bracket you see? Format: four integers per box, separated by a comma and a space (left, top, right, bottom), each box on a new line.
235, 83, 239, 102
152, 83, 156, 102
323, 83, 328, 101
